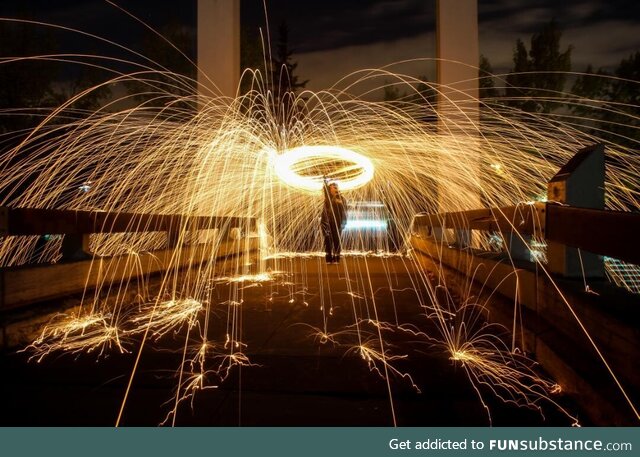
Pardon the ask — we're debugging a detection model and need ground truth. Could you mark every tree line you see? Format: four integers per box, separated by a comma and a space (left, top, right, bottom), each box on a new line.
479, 20, 639, 147
2, 15, 638, 147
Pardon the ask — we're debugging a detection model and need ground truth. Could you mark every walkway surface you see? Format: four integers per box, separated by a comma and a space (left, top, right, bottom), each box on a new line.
0, 254, 577, 426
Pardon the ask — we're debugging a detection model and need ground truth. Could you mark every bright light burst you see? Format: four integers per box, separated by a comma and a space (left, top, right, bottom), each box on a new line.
444, 319, 579, 426
270, 145, 375, 192
129, 298, 204, 340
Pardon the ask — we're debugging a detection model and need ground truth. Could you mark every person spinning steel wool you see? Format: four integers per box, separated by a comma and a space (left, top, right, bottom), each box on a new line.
321, 179, 347, 264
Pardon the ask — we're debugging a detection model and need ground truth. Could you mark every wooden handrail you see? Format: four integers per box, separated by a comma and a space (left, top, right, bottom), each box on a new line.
412, 203, 640, 266
0, 207, 255, 236
412, 203, 543, 236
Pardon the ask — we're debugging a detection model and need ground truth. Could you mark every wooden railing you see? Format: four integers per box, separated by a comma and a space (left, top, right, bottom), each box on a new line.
0, 208, 257, 310
409, 144, 640, 425
412, 143, 640, 276
412, 202, 640, 268
0, 206, 254, 239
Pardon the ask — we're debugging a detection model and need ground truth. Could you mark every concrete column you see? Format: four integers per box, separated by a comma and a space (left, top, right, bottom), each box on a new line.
436, 0, 480, 244
197, 0, 240, 101
436, 0, 479, 115
505, 231, 531, 261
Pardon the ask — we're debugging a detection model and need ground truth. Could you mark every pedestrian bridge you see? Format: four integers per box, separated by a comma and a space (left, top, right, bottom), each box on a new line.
1, 145, 638, 426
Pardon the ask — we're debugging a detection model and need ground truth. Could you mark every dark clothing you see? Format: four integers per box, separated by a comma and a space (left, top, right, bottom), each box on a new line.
321, 187, 347, 262
323, 222, 342, 262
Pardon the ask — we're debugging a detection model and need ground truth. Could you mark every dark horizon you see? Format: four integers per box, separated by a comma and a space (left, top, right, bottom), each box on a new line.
1, 0, 639, 88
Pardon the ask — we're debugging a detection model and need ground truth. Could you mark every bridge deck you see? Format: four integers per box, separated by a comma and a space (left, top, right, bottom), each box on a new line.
0, 255, 577, 426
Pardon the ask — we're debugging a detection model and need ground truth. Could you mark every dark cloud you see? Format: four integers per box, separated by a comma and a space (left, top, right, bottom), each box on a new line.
1, 1, 196, 58
2, 0, 639, 86
478, 0, 640, 71
242, 0, 435, 53
479, 0, 640, 32
242, 0, 640, 75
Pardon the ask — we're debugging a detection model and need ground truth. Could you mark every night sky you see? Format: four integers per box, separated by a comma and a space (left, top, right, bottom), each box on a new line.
2, 0, 640, 92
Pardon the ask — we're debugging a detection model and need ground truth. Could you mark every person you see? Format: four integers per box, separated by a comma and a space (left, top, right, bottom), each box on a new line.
321, 180, 347, 264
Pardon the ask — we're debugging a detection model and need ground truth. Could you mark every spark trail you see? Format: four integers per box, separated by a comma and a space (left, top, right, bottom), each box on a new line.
1, 14, 639, 425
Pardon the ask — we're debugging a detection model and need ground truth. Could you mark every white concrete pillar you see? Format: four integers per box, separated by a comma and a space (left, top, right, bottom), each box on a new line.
436, 0, 480, 244
436, 0, 479, 132
197, 0, 240, 101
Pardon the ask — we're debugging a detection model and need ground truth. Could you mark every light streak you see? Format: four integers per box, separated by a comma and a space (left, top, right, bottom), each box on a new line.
344, 219, 388, 230
0, 15, 637, 425
348, 340, 421, 394
215, 272, 278, 283
269, 145, 374, 192
432, 297, 581, 425
24, 312, 125, 361
129, 298, 203, 339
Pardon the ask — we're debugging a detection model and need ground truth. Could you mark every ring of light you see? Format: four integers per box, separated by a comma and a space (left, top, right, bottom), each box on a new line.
271, 145, 374, 192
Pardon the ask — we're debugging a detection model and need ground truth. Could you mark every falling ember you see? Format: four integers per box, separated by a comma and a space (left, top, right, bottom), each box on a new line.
0, 14, 637, 425
24, 312, 125, 361
450, 350, 475, 362
217, 272, 277, 283
129, 298, 204, 339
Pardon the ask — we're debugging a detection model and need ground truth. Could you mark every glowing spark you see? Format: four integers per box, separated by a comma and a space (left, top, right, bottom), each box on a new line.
229, 273, 272, 282
24, 312, 125, 360
129, 298, 203, 339
489, 163, 506, 176
450, 350, 476, 362
349, 341, 421, 394
2, 19, 637, 424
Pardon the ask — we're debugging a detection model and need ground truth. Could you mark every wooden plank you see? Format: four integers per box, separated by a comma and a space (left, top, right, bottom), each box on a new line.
2, 207, 255, 236
546, 204, 640, 265
1, 238, 259, 310
412, 204, 540, 235
413, 202, 640, 265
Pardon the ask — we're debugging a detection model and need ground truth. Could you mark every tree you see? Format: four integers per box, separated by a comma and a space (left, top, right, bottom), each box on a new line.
610, 51, 640, 107
505, 21, 572, 113
0, 14, 114, 137
267, 22, 308, 129
479, 54, 499, 99
570, 53, 640, 145
571, 65, 610, 100
50, 64, 112, 113
383, 83, 405, 102
380, 76, 436, 124
408, 76, 437, 123
569, 64, 611, 125
124, 23, 196, 109
566, 54, 640, 211
240, 26, 267, 94
597, 53, 640, 148
0, 21, 59, 134
382, 76, 436, 103
269, 22, 308, 97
